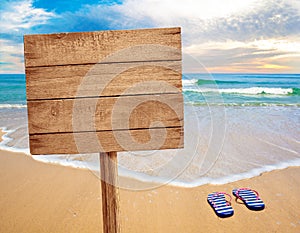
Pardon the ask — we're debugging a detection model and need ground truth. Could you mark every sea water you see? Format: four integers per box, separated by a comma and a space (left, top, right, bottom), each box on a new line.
0, 73, 299, 188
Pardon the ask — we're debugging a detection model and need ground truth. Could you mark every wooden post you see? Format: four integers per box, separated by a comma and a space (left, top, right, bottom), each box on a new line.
100, 152, 120, 233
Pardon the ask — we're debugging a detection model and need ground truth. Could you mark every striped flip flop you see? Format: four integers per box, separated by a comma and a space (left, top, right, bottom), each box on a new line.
232, 188, 265, 211
207, 192, 234, 218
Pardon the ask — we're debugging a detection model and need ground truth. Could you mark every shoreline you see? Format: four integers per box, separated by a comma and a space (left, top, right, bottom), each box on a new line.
1, 125, 300, 188
0, 128, 5, 142
0, 149, 300, 232
1, 103, 299, 189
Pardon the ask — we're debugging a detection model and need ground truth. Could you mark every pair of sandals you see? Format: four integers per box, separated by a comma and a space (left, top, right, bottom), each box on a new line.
207, 188, 265, 218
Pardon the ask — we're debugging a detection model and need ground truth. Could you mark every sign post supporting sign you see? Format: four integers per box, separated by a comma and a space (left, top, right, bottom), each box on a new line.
24, 27, 183, 233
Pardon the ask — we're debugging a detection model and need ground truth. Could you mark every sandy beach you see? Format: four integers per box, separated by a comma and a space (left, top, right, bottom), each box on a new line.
0, 147, 299, 233
1, 0, 300, 232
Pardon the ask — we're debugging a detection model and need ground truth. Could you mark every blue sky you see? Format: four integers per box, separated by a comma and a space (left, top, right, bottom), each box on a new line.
1, 0, 300, 73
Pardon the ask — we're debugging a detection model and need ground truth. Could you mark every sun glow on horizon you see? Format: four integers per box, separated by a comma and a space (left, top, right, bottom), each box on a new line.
184, 38, 300, 73
259, 64, 290, 70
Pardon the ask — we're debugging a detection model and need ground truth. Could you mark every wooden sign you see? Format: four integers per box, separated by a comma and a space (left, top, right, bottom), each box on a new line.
24, 27, 183, 155
24, 27, 183, 233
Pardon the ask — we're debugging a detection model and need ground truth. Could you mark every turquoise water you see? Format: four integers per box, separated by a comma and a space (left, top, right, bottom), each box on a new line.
183, 73, 300, 106
0, 73, 299, 188
0, 73, 299, 107
0, 74, 26, 107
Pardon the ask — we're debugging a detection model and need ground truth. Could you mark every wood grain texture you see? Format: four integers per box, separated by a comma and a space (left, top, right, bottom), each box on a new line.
27, 94, 183, 134
24, 27, 181, 67
25, 27, 183, 155
100, 152, 120, 233
26, 61, 181, 100
29, 127, 183, 154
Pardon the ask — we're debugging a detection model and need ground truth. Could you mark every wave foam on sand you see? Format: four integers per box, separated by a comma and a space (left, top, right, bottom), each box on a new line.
0, 104, 299, 188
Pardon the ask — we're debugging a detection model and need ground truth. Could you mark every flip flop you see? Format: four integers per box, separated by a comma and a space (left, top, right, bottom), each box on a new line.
232, 188, 265, 211
207, 192, 234, 218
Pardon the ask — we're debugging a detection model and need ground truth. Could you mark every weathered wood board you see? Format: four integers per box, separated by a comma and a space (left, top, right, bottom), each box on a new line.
29, 127, 183, 154
26, 62, 181, 100
24, 28, 181, 67
24, 27, 183, 155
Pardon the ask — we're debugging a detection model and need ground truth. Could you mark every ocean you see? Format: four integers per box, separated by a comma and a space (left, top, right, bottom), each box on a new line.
0, 73, 299, 189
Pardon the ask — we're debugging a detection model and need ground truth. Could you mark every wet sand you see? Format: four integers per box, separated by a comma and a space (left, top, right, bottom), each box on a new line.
0, 148, 299, 233
0, 130, 4, 142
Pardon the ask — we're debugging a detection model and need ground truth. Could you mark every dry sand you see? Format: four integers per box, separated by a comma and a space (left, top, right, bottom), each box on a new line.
0, 148, 299, 233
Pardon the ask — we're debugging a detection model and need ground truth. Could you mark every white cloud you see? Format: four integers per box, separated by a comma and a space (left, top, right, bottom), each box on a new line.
112, 0, 300, 46
0, 39, 24, 73
118, 0, 260, 22
286, 0, 300, 13
185, 38, 300, 55
0, 39, 23, 54
0, 0, 56, 33
0, 0, 56, 73
183, 38, 300, 72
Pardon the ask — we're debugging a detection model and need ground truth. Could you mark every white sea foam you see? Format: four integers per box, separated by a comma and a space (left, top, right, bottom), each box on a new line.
182, 79, 197, 86
0, 127, 30, 154
127, 158, 300, 188
1, 144, 300, 188
32, 154, 95, 170
191, 87, 294, 95
0, 104, 27, 109
18, 152, 300, 188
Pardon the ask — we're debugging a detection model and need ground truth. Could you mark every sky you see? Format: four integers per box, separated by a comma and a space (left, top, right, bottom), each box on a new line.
0, 0, 300, 73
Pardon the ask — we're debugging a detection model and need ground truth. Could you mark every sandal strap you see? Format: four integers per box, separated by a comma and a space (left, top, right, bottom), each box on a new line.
211, 192, 232, 208
236, 188, 260, 200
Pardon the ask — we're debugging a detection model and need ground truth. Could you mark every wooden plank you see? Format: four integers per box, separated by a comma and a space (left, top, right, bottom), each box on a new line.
29, 127, 183, 154
27, 93, 183, 134
100, 152, 120, 233
26, 61, 182, 100
24, 27, 181, 67
25, 27, 183, 155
